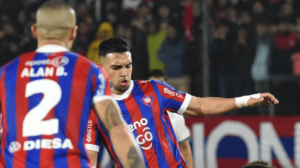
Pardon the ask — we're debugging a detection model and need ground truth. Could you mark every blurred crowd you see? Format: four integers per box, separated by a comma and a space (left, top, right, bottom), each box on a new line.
0, 0, 300, 115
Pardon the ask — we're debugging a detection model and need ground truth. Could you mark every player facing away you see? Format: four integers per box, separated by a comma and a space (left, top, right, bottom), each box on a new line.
148, 69, 194, 168
0, 2, 144, 168
85, 37, 279, 168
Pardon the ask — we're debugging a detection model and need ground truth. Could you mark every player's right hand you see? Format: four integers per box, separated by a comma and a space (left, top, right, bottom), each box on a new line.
248, 93, 279, 107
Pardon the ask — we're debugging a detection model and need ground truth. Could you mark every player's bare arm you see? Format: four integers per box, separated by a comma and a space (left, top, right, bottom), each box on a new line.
185, 93, 279, 116
94, 98, 145, 168
180, 140, 194, 168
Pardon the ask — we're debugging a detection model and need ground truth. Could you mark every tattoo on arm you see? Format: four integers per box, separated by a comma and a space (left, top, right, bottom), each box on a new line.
100, 100, 123, 131
127, 146, 144, 168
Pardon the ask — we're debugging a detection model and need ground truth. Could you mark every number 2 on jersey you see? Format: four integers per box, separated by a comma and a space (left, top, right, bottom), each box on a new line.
23, 79, 62, 137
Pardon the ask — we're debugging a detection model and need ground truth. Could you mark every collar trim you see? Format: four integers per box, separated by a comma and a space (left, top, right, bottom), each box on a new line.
36, 44, 68, 53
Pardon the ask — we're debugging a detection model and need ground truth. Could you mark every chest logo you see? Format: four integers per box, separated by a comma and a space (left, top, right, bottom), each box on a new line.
140, 96, 153, 107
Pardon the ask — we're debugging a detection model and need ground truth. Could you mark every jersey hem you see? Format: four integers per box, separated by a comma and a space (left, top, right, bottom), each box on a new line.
85, 144, 100, 152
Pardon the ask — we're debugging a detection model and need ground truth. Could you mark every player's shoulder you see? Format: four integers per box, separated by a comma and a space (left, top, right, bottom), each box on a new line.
135, 80, 177, 92
0, 52, 29, 74
134, 80, 162, 89
135, 80, 169, 86
135, 80, 152, 85
65, 51, 92, 63
65, 51, 103, 70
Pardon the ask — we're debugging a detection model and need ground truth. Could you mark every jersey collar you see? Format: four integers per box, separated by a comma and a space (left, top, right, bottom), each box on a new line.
36, 44, 68, 53
114, 80, 134, 100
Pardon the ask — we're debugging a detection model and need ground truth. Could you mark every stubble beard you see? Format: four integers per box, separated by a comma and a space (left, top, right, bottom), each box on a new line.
114, 84, 130, 94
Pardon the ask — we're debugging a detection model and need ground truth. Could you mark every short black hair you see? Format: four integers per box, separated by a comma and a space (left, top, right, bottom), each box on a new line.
148, 69, 167, 81
242, 160, 275, 168
98, 37, 130, 57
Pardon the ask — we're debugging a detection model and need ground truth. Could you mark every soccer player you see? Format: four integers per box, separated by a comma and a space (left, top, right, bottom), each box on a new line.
242, 160, 275, 168
85, 37, 279, 168
0, 2, 144, 168
148, 69, 193, 168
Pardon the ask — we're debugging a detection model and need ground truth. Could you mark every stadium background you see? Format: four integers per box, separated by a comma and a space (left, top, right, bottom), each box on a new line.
0, 0, 300, 167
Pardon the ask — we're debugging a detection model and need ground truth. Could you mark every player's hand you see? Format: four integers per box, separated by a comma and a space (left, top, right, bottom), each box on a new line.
248, 93, 279, 107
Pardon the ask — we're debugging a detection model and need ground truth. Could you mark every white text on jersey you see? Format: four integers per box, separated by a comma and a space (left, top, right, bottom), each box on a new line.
128, 118, 153, 150
86, 120, 93, 143
8, 138, 74, 153
21, 67, 68, 78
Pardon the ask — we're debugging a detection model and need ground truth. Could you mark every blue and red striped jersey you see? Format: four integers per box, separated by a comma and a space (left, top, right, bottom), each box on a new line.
85, 80, 192, 168
0, 45, 112, 168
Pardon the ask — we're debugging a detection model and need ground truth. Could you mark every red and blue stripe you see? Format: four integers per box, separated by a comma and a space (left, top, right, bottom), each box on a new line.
0, 51, 103, 168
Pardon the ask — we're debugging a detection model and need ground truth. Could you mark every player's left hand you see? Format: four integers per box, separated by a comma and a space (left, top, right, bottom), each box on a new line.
248, 93, 279, 107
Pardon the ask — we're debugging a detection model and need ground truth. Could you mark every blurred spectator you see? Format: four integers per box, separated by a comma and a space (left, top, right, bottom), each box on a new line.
86, 22, 114, 63
102, 0, 120, 30
210, 22, 236, 98
156, 3, 170, 30
72, 20, 91, 55
251, 0, 269, 26
231, 26, 255, 114
1, 35, 19, 67
76, 2, 89, 21
158, 24, 189, 93
239, 11, 252, 26
292, 18, 300, 75
169, 0, 186, 29
76, 2, 93, 38
270, 20, 299, 75
251, 23, 272, 90
212, 0, 228, 23
235, 0, 253, 13
296, 16, 300, 33
251, 23, 272, 115
136, 2, 152, 24
19, 2, 38, 54
147, 19, 166, 71
226, 6, 237, 23
13, 10, 27, 34
2, 21, 18, 38
122, 0, 142, 10
130, 16, 149, 80
277, 2, 295, 22
0, 0, 3, 21
115, 23, 132, 44
225, 7, 238, 42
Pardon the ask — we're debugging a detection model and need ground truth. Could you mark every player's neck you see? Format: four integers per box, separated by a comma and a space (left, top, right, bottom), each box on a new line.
38, 40, 70, 50
113, 82, 132, 96
113, 89, 127, 95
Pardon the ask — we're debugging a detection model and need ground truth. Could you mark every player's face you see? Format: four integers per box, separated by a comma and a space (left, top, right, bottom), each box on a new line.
102, 52, 132, 95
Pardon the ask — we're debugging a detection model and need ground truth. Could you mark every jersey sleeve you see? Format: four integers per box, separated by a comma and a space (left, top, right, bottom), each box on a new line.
91, 64, 113, 104
85, 110, 101, 152
154, 81, 191, 115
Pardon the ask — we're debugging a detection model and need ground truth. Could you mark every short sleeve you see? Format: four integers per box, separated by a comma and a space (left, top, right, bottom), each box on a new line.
91, 64, 113, 104
85, 110, 101, 152
168, 112, 190, 142
154, 81, 191, 115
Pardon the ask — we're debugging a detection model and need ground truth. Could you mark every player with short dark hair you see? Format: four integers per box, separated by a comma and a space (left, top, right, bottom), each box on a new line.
242, 160, 275, 168
0, 2, 144, 168
85, 37, 279, 168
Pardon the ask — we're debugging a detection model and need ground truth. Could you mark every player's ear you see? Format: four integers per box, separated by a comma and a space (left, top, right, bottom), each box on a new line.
69, 26, 78, 40
31, 24, 37, 39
